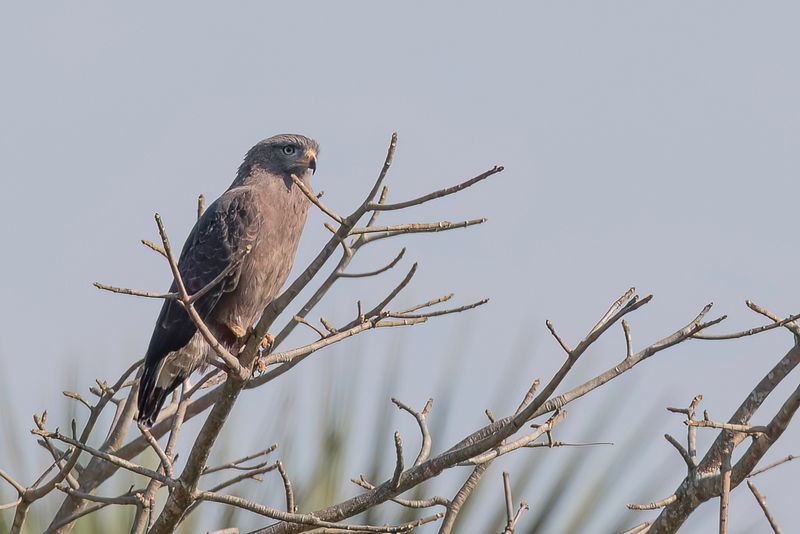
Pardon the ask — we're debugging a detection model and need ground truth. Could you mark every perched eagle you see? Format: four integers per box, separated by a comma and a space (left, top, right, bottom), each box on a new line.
137, 134, 318, 426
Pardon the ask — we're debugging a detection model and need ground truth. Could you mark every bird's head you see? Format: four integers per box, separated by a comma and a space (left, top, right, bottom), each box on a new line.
239, 134, 319, 181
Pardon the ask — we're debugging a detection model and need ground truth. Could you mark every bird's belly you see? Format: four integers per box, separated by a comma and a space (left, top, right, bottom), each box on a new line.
213, 234, 300, 334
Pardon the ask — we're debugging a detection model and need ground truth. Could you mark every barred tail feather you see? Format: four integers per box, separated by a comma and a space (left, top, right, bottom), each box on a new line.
137, 360, 185, 427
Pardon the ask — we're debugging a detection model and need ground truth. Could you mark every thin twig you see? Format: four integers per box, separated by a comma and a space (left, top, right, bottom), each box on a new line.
0, 470, 25, 495
620, 522, 651, 534
198, 490, 421, 532
0, 498, 22, 511
291, 174, 343, 224
137, 423, 174, 479
395, 294, 453, 315
207, 464, 278, 494
463, 410, 567, 465
62, 391, 93, 411
747, 300, 800, 337
32, 430, 175, 487
719, 455, 731, 534
203, 444, 278, 475
438, 462, 492, 534
276, 460, 296, 513
686, 419, 767, 435
92, 282, 175, 300
386, 299, 489, 320
351, 476, 448, 509
514, 379, 540, 416
391, 398, 433, 467
748, 454, 798, 479
391, 432, 404, 489
349, 218, 487, 236
746, 480, 783, 534
317, 317, 337, 336
622, 320, 633, 358
545, 320, 571, 354
197, 194, 206, 219
363, 132, 397, 206
665, 434, 693, 470
293, 315, 327, 339
692, 312, 800, 340
523, 440, 612, 449
368, 166, 503, 211
627, 494, 678, 510
141, 239, 167, 257
503, 471, 514, 525
55, 483, 139, 505
339, 248, 406, 278
589, 287, 636, 336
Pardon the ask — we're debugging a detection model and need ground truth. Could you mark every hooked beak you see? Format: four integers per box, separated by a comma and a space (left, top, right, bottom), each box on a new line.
305, 149, 317, 175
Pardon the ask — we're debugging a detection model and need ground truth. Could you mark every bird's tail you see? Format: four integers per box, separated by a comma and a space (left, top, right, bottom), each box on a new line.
137, 360, 185, 427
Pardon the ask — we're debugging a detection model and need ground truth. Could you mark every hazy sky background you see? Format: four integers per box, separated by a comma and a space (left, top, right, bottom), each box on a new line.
2, 2, 799, 533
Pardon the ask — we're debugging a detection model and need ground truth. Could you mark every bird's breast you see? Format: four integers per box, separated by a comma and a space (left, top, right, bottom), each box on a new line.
214, 178, 311, 330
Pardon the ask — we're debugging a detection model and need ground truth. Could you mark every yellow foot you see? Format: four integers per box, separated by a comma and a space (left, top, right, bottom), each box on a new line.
252, 332, 275, 375
260, 332, 275, 354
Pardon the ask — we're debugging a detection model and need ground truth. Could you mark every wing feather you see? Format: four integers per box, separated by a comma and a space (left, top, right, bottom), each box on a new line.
146, 187, 261, 362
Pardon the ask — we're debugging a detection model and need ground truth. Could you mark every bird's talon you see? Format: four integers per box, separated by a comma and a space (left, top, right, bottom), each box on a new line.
260, 333, 275, 353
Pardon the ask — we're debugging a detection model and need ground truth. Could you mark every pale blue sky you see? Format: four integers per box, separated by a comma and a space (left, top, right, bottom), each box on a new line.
1, 3, 799, 532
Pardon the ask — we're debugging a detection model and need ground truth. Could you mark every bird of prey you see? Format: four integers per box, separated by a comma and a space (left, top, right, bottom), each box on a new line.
137, 134, 319, 426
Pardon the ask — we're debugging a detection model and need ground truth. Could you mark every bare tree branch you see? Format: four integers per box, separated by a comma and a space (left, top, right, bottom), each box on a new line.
197, 194, 206, 219
137, 424, 174, 479
391, 432, 404, 489
198, 490, 427, 532
664, 434, 693, 470
34, 135, 799, 534
746, 480, 782, 534
627, 495, 677, 511
649, 310, 800, 531
254, 293, 726, 534
32, 430, 175, 488
438, 462, 492, 534
203, 444, 279, 476
339, 248, 406, 278
501, 471, 529, 534
748, 454, 798, 479
141, 238, 167, 258
291, 173, 343, 224
692, 312, 800, 340
351, 476, 448, 510
687, 419, 767, 435
367, 166, 503, 211
620, 522, 651, 534
391, 398, 433, 467
719, 454, 731, 534
276, 460, 296, 513
349, 218, 487, 236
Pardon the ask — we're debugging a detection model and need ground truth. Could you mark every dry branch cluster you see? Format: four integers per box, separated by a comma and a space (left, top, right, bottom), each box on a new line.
1, 135, 798, 534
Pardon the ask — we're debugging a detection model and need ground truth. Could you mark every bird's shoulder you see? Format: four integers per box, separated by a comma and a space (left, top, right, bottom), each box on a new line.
186, 187, 263, 252
171, 187, 262, 295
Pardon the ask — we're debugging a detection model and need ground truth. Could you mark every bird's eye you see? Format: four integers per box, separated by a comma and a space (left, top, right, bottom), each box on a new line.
282, 145, 296, 155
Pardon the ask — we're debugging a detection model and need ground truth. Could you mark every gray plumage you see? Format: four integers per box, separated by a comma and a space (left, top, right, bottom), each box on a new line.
137, 134, 318, 425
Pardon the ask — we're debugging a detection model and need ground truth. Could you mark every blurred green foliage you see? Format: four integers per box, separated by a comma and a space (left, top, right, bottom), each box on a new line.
0, 337, 665, 534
